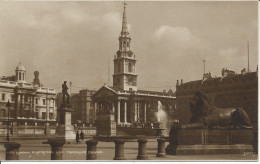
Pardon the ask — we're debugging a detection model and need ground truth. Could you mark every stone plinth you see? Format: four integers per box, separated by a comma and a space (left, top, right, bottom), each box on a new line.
137, 139, 148, 160
166, 127, 257, 155
4, 142, 21, 160
86, 140, 98, 160
49, 106, 75, 142
96, 110, 116, 136
48, 138, 65, 160
114, 140, 126, 160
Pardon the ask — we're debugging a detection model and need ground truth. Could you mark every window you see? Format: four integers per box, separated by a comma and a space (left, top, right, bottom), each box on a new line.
24, 95, 28, 102
36, 98, 38, 105
1, 94, 5, 101
42, 112, 46, 119
127, 42, 129, 47
23, 73, 25, 80
35, 112, 39, 119
117, 63, 121, 72
128, 63, 133, 73
19, 72, 21, 80
49, 113, 53, 120
43, 99, 46, 105
11, 95, 15, 102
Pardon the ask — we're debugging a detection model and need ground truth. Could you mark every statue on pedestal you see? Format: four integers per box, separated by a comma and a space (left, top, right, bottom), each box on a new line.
178, 92, 252, 129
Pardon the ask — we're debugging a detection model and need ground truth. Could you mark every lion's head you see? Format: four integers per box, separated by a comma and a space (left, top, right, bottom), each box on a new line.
189, 92, 215, 124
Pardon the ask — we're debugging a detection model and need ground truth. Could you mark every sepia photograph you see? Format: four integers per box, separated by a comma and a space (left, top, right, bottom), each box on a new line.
0, 0, 258, 162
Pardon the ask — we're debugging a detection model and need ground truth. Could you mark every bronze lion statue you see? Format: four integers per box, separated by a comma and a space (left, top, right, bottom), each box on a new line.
181, 92, 252, 129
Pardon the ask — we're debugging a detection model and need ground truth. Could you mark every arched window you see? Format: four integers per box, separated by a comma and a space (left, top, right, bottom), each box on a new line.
127, 42, 129, 47
128, 63, 133, 73
23, 73, 25, 80
123, 42, 126, 48
19, 72, 21, 80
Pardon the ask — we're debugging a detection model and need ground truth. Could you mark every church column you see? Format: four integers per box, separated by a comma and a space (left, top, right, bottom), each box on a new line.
144, 101, 147, 122
134, 101, 137, 122
124, 100, 127, 123
112, 101, 115, 113
117, 100, 121, 124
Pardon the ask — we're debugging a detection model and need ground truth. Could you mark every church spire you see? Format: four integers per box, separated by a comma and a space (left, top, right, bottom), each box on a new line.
113, 2, 137, 91
121, 2, 129, 36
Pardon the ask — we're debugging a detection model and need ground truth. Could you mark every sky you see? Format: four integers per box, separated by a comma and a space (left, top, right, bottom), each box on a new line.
0, 1, 258, 93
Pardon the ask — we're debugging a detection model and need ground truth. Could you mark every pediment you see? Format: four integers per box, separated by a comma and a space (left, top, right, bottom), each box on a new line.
92, 86, 118, 99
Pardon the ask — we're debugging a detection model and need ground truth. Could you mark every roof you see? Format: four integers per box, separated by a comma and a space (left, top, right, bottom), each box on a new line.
179, 71, 257, 87
92, 85, 176, 99
16, 62, 26, 71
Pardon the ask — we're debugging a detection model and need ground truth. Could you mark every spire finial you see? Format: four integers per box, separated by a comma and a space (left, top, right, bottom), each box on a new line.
123, 1, 127, 8
121, 1, 128, 35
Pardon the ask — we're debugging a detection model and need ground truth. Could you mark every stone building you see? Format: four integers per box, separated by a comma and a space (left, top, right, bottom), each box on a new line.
176, 67, 258, 128
92, 4, 176, 136
0, 63, 57, 136
71, 89, 96, 125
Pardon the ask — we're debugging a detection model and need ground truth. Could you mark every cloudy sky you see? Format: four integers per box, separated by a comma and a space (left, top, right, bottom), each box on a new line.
0, 1, 258, 93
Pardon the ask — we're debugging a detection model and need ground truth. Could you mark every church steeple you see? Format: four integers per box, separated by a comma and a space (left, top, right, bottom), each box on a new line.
121, 2, 129, 36
113, 2, 138, 91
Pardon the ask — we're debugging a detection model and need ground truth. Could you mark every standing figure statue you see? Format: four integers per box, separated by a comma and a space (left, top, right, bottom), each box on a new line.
62, 81, 70, 104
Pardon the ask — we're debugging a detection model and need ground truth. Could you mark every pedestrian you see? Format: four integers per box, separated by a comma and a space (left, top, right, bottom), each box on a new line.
76, 131, 80, 144
80, 130, 84, 142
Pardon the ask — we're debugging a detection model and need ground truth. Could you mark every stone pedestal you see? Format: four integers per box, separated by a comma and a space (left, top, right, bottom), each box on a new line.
137, 139, 148, 160
156, 138, 166, 157
86, 140, 98, 160
51, 106, 75, 142
96, 110, 116, 136
114, 140, 125, 160
48, 138, 65, 160
4, 142, 21, 160
166, 127, 257, 155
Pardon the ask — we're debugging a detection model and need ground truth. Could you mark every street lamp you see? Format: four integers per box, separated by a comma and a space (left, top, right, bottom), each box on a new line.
5, 100, 11, 142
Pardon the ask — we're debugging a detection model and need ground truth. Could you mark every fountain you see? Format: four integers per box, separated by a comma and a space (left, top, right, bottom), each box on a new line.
153, 101, 167, 136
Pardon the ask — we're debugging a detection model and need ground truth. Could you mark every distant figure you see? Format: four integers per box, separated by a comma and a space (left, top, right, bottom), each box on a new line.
62, 81, 70, 104
80, 130, 84, 142
76, 131, 80, 144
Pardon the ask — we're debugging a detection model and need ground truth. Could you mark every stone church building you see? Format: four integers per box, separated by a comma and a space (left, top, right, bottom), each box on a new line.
92, 4, 176, 136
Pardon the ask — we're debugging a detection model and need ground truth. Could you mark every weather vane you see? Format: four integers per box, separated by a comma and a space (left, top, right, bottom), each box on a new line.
123, 1, 127, 8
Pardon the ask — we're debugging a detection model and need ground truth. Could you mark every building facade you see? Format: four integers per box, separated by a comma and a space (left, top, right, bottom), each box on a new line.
0, 63, 57, 136
71, 89, 96, 125
92, 4, 176, 136
176, 68, 258, 129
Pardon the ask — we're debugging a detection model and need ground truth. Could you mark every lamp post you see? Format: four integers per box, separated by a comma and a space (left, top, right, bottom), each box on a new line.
6, 100, 11, 142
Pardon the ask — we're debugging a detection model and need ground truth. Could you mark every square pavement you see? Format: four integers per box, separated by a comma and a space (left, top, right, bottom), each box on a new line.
0, 139, 258, 161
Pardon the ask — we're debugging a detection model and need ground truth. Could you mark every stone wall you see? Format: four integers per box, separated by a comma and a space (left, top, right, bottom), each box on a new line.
0, 124, 96, 137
